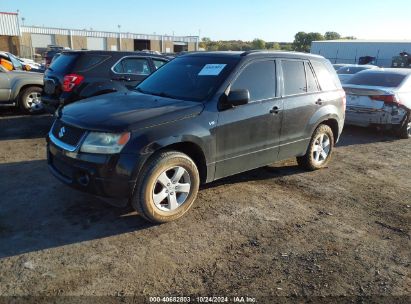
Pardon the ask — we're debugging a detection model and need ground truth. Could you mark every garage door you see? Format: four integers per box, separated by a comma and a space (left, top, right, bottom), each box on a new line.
87, 37, 106, 50
31, 34, 55, 48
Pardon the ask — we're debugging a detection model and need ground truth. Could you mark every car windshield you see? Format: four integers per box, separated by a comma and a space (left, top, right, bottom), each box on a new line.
8, 53, 23, 70
346, 72, 406, 87
136, 56, 239, 102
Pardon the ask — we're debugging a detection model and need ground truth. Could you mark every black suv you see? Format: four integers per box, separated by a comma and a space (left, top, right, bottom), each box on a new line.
42, 50, 169, 112
47, 51, 345, 223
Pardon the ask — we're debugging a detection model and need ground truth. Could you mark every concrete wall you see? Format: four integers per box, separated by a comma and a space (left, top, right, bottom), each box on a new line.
0, 35, 20, 55
121, 38, 134, 51
55, 34, 70, 48
188, 42, 196, 52
150, 39, 161, 52
107, 37, 118, 51
72, 36, 87, 50
164, 40, 174, 53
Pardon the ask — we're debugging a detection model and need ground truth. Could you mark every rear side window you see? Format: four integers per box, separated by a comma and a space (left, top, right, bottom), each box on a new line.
74, 54, 110, 72
230, 60, 276, 102
311, 61, 340, 91
346, 72, 406, 88
153, 59, 167, 70
49, 54, 78, 73
305, 63, 319, 92
282, 60, 306, 96
113, 57, 151, 75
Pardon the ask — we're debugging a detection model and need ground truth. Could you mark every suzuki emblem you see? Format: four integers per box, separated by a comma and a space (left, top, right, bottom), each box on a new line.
58, 127, 66, 138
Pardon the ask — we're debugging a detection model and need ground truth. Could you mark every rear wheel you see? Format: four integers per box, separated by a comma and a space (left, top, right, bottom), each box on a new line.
19, 86, 44, 114
397, 115, 411, 139
297, 124, 334, 171
131, 151, 200, 223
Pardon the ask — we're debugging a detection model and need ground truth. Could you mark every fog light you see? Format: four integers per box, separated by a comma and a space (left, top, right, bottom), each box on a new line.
77, 172, 90, 186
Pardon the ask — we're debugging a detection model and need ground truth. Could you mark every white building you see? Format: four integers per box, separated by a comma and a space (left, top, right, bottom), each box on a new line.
311, 40, 411, 67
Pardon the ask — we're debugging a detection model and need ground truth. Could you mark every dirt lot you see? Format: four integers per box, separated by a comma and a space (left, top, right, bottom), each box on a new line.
0, 109, 410, 303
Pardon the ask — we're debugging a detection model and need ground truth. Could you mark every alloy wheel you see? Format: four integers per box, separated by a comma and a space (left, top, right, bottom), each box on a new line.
152, 166, 191, 212
312, 133, 331, 165
26, 92, 43, 112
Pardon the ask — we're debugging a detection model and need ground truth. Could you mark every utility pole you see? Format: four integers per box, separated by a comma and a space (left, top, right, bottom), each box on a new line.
118, 24, 121, 51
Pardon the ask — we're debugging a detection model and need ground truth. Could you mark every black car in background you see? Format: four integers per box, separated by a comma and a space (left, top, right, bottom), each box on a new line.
47, 51, 345, 223
42, 50, 169, 112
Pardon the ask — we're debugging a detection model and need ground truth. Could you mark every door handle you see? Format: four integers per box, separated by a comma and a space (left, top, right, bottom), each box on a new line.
270, 106, 281, 114
315, 99, 323, 105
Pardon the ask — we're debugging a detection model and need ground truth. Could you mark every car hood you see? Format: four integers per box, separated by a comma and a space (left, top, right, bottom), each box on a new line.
60, 91, 205, 132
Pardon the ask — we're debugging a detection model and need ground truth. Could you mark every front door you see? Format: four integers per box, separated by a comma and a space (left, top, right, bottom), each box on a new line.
215, 60, 283, 179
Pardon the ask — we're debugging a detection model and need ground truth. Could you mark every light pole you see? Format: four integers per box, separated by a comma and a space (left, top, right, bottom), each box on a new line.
118, 24, 121, 51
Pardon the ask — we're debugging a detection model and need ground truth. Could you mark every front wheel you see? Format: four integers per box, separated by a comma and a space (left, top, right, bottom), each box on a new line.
131, 151, 200, 223
19, 86, 44, 114
297, 124, 335, 171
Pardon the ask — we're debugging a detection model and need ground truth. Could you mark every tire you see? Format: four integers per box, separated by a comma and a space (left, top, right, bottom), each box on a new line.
297, 124, 335, 171
18, 86, 44, 114
131, 151, 200, 223
397, 115, 411, 139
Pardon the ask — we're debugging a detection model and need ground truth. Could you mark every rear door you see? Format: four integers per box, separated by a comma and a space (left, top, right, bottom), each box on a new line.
111, 56, 152, 89
278, 59, 322, 159
215, 59, 283, 179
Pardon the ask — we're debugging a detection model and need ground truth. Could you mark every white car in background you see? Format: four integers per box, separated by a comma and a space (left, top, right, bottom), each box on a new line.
343, 69, 411, 139
337, 65, 379, 84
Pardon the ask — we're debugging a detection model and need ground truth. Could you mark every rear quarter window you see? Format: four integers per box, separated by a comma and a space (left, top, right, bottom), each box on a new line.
312, 60, 341, 91
346, 72, 406, 88
73, 54, 111, 72
49, 54, 78, 73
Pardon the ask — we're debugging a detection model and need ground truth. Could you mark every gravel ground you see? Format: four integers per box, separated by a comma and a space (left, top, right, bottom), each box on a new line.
0, 109, 410, 303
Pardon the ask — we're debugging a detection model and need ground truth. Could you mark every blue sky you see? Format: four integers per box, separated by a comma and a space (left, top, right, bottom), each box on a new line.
2, 0, 411, 42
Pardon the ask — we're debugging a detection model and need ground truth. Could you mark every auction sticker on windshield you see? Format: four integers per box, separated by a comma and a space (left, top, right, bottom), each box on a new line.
198, 64, 227, 76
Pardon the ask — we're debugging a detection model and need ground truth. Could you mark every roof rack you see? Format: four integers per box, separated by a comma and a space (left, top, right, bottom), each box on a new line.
240, 50, 263, 56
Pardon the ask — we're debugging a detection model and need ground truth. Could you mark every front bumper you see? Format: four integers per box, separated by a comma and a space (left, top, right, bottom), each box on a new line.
47, 141, 137, 199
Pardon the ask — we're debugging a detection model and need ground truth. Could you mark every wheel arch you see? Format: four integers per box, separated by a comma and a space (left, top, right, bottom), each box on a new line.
14, 83, 43, 105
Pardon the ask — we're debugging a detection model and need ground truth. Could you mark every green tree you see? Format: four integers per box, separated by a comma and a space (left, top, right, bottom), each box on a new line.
293, 32, 324, 52
324, 31, 341, 40
251, 38, 266, 50
266, 42, 281, 50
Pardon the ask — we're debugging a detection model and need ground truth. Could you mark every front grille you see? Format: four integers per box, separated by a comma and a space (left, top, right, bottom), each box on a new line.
51, 120, 86, 147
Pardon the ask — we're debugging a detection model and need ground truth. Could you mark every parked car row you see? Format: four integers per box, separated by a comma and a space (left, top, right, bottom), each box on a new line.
0, 51, 45, 73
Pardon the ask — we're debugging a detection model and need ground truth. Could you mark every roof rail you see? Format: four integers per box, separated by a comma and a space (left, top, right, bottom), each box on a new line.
240, 50, 263, 56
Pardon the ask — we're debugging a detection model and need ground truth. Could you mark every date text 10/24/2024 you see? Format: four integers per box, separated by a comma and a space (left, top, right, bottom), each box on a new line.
149, 296, 257, 303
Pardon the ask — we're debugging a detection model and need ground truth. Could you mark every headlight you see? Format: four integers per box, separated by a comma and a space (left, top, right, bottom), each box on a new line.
80, 132, 130, 154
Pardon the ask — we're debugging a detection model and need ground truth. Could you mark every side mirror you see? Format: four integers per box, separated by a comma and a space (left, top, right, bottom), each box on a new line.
228, 89, 250, 106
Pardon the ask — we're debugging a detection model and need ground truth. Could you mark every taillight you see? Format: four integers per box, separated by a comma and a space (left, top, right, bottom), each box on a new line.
370, 95, 401, 104
63, 74, 84, 92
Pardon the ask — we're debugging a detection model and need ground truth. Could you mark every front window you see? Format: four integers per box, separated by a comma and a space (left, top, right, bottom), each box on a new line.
137, 56, 239, 102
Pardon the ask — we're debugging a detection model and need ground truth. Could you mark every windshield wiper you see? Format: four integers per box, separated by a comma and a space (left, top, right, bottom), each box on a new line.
135, 87, 179, 100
